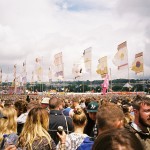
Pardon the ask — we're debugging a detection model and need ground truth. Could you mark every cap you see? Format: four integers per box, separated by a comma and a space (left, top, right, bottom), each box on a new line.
87, 101, 99, 112
41, 97, 50, 104
0, 112, 7, 119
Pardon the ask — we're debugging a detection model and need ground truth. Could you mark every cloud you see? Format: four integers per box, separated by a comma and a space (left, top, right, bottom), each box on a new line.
0, 0, 149, 82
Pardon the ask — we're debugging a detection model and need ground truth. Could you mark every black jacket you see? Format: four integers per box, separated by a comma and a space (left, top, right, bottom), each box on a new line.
48, 110, 74, 145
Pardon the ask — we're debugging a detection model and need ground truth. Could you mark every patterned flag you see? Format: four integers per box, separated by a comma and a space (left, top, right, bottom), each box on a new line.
113, 41, 128, 70
72, 63, 83, 79
96, 56, 108, 78
0, 68, 2, 83
35, 57, 43, 82
131, 52, 144, 74
83, 47, 92, 73
31, 71, 34, 84
14, 64, 17, 82
48, 67, 52, 82
22, 61, 27, 85
54, 52, 64, 79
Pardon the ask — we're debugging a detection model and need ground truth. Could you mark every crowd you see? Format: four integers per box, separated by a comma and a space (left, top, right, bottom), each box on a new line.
0, 93, 150, 150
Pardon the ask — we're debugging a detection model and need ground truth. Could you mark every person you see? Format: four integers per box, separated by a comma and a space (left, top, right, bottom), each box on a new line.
14, 100, 41, 135
41, 97, 50, 112
48, 96, 74, 145
78, 102, 125, 150
0, 107, 18, 150
84, 101, 99, 138
96, 102, 125, 134
92, 128, 144, 150
57, 108, 88, 150
126, 95, 150, 150
17, 106, 56, 150
14, 100, 28, 135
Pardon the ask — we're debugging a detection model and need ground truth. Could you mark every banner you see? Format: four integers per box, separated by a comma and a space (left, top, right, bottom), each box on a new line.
113, 41, 128, 70
0, 68, 2, 83
83, 47, 92, 73
48, 66, 52, 82
13, 64, 17, 83
31, 71, 34, 84
35, 57, 43, 82
54, 52, 64, 79
131, 52, 144, 74
22, 61, 27, 85
72, 63, 83, 79
96, 56, 108, 78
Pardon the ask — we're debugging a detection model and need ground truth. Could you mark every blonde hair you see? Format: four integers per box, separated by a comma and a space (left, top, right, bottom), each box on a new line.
18, 107, 52, 149
0, 107, 17, 142
73, 108, 87, 127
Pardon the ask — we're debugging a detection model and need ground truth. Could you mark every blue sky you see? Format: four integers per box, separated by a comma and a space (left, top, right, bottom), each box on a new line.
0, 0, 150, 82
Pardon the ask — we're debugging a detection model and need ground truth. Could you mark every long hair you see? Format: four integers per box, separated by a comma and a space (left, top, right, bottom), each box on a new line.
0, 107, 17, 142
17, 107, 51, 150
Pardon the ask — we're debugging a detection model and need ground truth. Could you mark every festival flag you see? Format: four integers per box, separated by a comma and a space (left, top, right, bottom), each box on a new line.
72, 63, 83, 79
0, 68, 2, 83
13, 64, 17, 83
48, 66, 52, 82
35, 57, 43, 82
22, 61, 27, 85
113, 41, 128, 70
83, 47, 92, 73
131, 52, 144, 74
96, 56, 108, 78
31, 71, 34, 84
54, 52, 64, 79
101, 74, 109, 95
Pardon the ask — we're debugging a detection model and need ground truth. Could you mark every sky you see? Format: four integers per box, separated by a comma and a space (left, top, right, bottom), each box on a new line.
0, 0, 150, 82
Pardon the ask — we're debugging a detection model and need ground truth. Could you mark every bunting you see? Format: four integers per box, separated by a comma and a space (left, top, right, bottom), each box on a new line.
96, 56, 108, 78
131, 52, 144, 74
113, 41, 128, 70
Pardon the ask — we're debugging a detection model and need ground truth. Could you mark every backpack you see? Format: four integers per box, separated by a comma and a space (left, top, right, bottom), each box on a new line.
77, 137, 94, 150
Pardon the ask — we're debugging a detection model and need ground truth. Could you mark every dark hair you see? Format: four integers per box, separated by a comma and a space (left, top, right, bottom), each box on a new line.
72, 108, 87, 126
92, 128, 144, 150
14, 100, 28, 116
132, 95, 150, 110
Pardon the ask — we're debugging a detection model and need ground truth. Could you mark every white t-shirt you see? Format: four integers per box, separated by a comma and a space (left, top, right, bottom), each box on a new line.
57, 133, 88, 150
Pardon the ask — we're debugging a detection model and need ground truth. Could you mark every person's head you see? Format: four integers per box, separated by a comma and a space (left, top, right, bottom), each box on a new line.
0, 107, 17, 141
72, 108, 87, 128
132, 95, 150, 128
71, 97, 80, 109
92, 128, 144, 150
49, 96, 63, 110
87, 101, 99, 121
41, 97, 50, 109
27, 101, 41, 111
96, 102, 124, 133
14, 100, 28, 117
18, 106, 51, 149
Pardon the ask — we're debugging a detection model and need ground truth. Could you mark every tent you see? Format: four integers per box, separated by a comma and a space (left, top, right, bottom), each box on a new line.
123, 83, 132, 88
